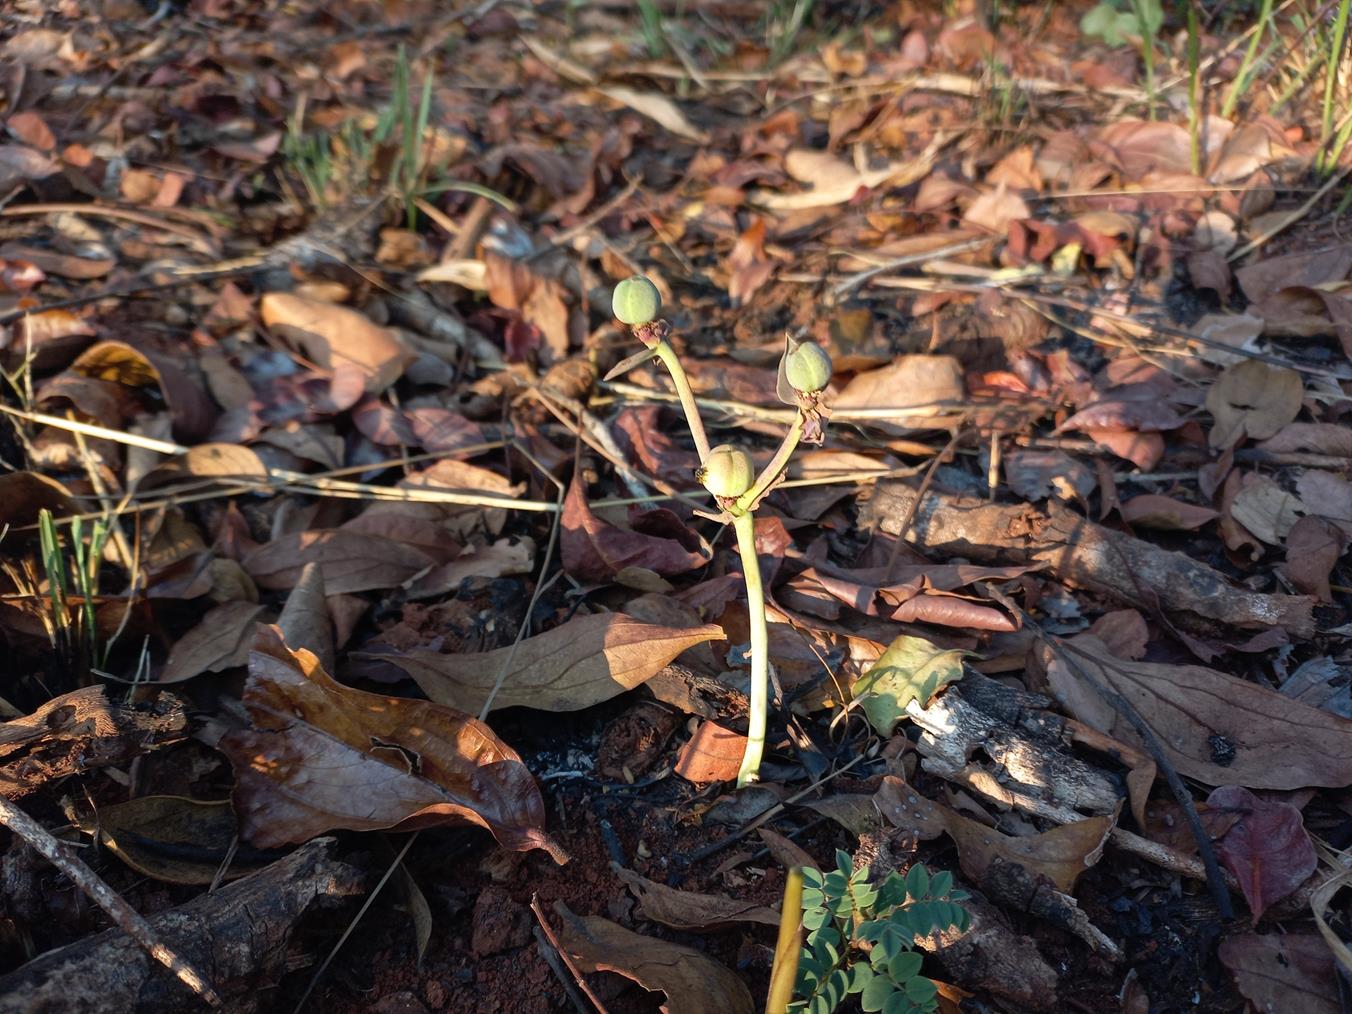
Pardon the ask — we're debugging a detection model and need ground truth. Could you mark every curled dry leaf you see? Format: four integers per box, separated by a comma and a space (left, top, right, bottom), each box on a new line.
1043, 636, 1352, 790
1208, 785, 1317, 923
244, 529, 440, 594
261, 292, 413, 393
1282, 516, 1346, 602
851, 634, 968, 736
674, 720, 746, 784
614, 867, 781, 931
553, 902, 754, 1014
1206, 359, 1304, 448
875, 776, 1111, 893
560, 475, 709, 583
357, 612, 724, 715
221, 625, 565, 860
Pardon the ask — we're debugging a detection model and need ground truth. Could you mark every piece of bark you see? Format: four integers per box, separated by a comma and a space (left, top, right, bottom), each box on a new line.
918, 890, 1059, 1011
0, 839, 370, 1014
906, 673, 1123, 816
0, 686, 188, 800
860, 481, 1314, 637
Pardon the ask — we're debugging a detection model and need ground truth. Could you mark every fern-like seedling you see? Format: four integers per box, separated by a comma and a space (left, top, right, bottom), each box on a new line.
792, 850, 969, 1014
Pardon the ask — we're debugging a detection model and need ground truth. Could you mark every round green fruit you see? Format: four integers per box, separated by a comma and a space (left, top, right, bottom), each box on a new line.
612, 275, 662, 325
784, 340, 833, 394
697, 444, 755, 498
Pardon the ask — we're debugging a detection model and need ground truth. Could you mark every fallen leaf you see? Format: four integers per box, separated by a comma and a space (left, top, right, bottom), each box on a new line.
1119, 494, 1218, 530
674, 721, 746, 784
405, 537, 536, 600
89, 796, 269, 885
160, 601, 266, 683
553, 902, 754, 1014
244, 529, 438, 594
1083, 610, 1148, 660
1235, 247, 1352, 303
726, 218, 772, 308
1208, 785, 1317, 923
1282, 517, 1345, 602
1219, 934, 1338, 1014
831, 355, 965, 432
1259, 423, 1352, 457
753, 148, 931, 210
1043, 636, 1352, 789
962, 183, 1030, 232
875, 776, 1111, 893
596, 86, 709, 143
1229, 475, 1307, 544
561, 475, 708, 583
261, 292, 413, 393
615, 867, 780, 930
851, 635, 968, 736
221, 626, 565, 860
1004, 449, 1095, 502
357, 612, 724, 714
1206, 359, 1304, 447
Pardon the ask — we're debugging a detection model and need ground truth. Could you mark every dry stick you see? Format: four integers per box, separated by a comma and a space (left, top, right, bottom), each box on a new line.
0, 793, 222, 1007
532, 927, 592, 1014
1039, 631, 1234, 920
529, 895, 613, 1014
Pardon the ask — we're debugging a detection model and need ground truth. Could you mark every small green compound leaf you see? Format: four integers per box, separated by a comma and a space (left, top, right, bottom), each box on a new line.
904, 864, 930, 901
881, 988, 913, 1014
848, 963, 875, 995
850, 635, 968, 736
929, 870, 953, 898
905, 976, 938, 1005
888, 950, 923, 982
803, 907, 830, 931
801, 867, 825, 890
860, 973, 896, 1012
1080, 1, 1134, 46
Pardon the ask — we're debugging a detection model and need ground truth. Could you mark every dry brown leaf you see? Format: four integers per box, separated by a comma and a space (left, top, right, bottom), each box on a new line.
614, 867, 780, 930
1206, 359, 1304, 447
726, 218, 773, 308
243, 529, 439, 594
221, 626, 565, 859
358, 612, 724, 714
1219, 934, 1339, 1014
405, 537, 536, 600
595, 86, 708, 143
962, 183, 1030, 233
1229, 475, 1307, 545
277, 562, 334, 674
1282, 516, 1346, 603
1119, 494, 1218, 531
87, 796, 268, 885
1044, 636, 1352, 789
674, 721, 746, 784
753, 148, 931, 210
831, 355, 965, 432
554, 902, 754, 1014
875, 777, 1111, 893
261, 292, 413, 393
160, 601, 266, 683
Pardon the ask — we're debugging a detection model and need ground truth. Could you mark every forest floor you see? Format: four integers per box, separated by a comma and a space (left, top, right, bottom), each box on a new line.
1, 0, 1351, 1012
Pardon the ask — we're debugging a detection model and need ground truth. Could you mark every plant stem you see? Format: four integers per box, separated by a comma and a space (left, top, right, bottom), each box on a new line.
1221, 0, 1272, 118
732, 509, 769, 787
765, 867, 805, 1014
652, 340, 712, 462
735, 413, 803, 514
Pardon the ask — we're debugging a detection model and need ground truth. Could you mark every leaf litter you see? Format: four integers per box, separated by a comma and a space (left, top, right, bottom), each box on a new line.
1, 1, 1352, 1012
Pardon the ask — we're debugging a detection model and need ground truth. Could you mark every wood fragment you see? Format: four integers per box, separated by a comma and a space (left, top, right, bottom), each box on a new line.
0, 838, 370, 1014
862, 480, 1314, 636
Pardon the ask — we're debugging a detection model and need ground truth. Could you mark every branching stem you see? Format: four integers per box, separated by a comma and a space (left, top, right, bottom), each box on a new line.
736, 413, 803, 514
732, 509, 769, 786
652, 340, 711, 463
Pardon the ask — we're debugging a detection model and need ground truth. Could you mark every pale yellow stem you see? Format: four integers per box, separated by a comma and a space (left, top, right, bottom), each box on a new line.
652, 340, 712, 462
733, 509, 769, 787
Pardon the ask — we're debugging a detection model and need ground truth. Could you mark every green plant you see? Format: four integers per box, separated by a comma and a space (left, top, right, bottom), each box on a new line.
1317, 0, 1352, 172
767, 0, 816, 65
1221, 0, 1275, 118
1080, 0, 1164, 116
609, 281, 831, 786
635, 0, 667, 57
284, 46, 435, 226
1, 509, 114, 685
791, 850, 969, 1014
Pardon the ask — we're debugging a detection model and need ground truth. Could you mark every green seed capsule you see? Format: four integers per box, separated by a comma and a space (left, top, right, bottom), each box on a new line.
784, 339, 833, 394
612, 275, 662, 326
697, 444, 755, 498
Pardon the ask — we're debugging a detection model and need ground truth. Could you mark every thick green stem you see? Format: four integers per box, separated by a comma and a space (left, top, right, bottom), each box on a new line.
735, 413, 803, 514
652, 340, 712, 463
732, 509, 769, 787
